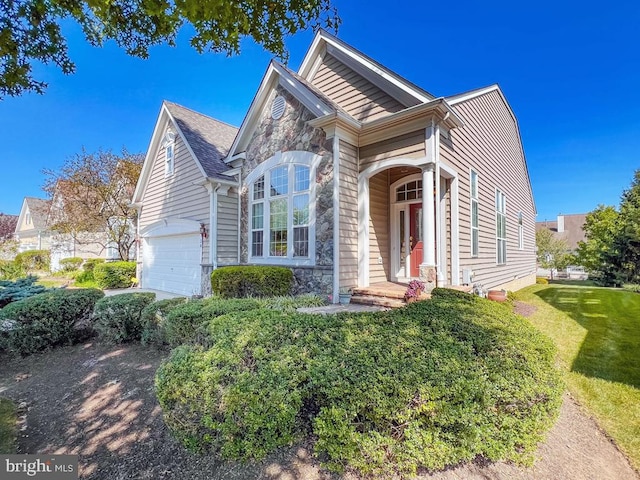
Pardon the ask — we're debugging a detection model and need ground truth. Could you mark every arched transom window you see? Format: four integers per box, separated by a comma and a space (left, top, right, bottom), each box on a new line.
247, 151, 319, 265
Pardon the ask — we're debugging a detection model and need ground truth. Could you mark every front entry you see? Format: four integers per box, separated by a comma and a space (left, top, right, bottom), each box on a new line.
409, 203, 423, 277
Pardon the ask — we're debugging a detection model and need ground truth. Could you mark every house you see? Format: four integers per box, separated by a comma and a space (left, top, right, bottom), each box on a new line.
14, 197, 51, 253
536, 213, 588, 279
133, 31, 537, 299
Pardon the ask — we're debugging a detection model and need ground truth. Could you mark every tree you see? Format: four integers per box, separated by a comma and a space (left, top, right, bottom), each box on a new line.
0, 0, 340, 97
617, 170, 640, 281
575, 205, 621, 285
536, 228, 572, 280
0, 213, 18, 260
43, 148, 143, 261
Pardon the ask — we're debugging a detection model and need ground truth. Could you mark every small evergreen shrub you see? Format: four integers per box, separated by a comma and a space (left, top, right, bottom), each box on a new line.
622, 283, 640, 293
140, 297, 188, 346
156, 294, 563, 477
14, 250, 50, 273
83, 258, 105, 272
59, 257, 83, 272
0, 276, 47, 309
0, 288, 104, 355
0, 261, 24, 281
163, 297, 261, 348
94, 261, 136, 289
259, 293, 327, 312
93, 292, 156, 344
536, 277, 549, 284
210, 266, 293, 298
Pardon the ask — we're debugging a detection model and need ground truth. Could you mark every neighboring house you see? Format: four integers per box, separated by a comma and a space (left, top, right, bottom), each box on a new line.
134, 31, 537, 299
536, 213, 588, 279
14, 197, 51, 253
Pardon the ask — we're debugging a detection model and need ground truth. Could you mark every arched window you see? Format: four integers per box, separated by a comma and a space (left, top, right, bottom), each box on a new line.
247, 151, 319, 265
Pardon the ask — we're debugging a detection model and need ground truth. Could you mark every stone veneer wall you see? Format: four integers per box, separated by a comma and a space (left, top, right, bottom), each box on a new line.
240, 85, 335, 297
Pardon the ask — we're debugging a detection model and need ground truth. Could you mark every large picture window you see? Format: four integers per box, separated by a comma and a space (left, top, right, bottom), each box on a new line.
496, 189, 507, 264
249, 158, 314, 264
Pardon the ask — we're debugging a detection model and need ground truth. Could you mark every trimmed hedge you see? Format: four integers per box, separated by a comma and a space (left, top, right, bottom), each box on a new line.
0, 288, 104, 355
156, 289, 563, 476
210, 266, 293, 298
14, 250, 50, 273
140, 297, 188, 346
93, 292, 156, 344
536, 277, 549, 284
94, 261, 136, 289
83, 258, 105, 272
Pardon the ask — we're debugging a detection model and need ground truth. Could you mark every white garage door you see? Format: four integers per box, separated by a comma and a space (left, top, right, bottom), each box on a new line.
141, 233, 202, 296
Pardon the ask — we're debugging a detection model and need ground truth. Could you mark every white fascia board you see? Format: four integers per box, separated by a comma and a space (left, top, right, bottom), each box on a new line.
14, 199, 28, 235
164, 107, 209, 180
273, 63, 333, 117
298, 31, 326, 78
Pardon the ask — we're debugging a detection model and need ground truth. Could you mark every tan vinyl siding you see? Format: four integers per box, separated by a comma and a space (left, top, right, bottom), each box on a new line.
369, 171, 389, 283
217, 192, 238, 265
139, 122, 210, 263
339, 141, 359, 288
442, 90, 536, 290
359, 131, 425, 171
311, 53, 405, 122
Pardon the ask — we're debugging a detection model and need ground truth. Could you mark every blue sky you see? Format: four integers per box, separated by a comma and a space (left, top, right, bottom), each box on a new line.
1, 0, 639, 222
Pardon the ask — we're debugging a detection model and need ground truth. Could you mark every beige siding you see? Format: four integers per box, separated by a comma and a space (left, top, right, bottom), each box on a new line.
217, 192, 238, 265
369, 171, 389, 283
339, 140, 359, 288
359, 131, 425, 171
311, 53, 405, 122
442, 90, 536, 290
139, 121, 210, 264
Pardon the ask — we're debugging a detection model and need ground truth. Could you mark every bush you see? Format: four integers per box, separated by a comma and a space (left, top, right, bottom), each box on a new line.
0, 261, 24, 281
0, 288, 104, 355
83, 258, 105, 272
163, 297, 261, 348
0, 276, 47, 309
140, 297, 188, 346
622, 283, 640, 293
94, 261, 136, 289
93, 292, 156, 344
14, 250, 50, 273
211, 266, 293, 298
259, 293, 327, 312
59, 257, 83, 272
536, 277, 549, 284
156, 294, 563, 476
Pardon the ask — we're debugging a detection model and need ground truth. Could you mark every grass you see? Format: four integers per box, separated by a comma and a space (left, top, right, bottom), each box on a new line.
0, 397, 17, 454
517, 283, 640, 469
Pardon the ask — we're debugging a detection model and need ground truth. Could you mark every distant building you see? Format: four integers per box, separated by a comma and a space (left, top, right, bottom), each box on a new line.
536, 213, 588, 279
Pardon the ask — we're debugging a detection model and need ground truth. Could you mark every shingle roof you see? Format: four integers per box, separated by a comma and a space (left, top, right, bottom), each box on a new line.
24, 197, 50, 230
164, 101, 239, 181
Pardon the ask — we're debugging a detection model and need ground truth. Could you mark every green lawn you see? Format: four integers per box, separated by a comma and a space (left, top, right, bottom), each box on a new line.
517, 283, 640, 469
0, 397, 17, 454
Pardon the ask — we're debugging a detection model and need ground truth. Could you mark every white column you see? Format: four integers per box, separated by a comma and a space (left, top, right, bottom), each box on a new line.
422, 164, 436, 267
358, 175, 370, 287
450, 176, 460, 286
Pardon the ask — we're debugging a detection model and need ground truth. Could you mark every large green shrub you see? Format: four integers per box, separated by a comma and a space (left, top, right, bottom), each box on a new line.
0, 261, 24, 281
0, 276, 47, 308
59, 257, 83, 272
140, 297, 188, 346
0, 288, 104, 355
94, 261, 136, 289
210, 266, 293, 298
156, 290, 563, 477
83, 258, 105, 272
14, 250, 50, 273
163, 297, 261, 348
93, 292, 156, 344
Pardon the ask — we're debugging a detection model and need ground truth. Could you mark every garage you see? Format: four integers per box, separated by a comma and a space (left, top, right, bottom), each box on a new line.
140, 220, 203, 296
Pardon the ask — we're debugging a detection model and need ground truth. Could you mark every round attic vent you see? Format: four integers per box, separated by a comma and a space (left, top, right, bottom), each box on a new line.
271, 95, 286, 120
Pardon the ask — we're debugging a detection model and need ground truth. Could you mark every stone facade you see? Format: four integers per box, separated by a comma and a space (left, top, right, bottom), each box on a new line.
239, 85, 335, 296
201, 264, 214, 297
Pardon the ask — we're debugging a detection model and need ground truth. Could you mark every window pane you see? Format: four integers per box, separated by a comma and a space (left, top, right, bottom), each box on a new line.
294, 166, 310, 192
252, 231, 263, 257
253, 175, 265, 200
472, 229, 479, 256
294, 227, 309, 257
252, 203, 263, 229
472, 200, 478, 227
270, 198, 288, 256
270, 166, 288, 196
471, 171, 478, 198
293, 194, 309, 226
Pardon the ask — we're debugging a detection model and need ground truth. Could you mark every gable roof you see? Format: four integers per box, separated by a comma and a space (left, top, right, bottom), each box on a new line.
133, 101, 239, 203
536, 214, 587, 251
15, 197, 50, 234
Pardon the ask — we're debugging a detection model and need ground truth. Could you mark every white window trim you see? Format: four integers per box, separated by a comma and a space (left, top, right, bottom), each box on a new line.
470, 170, 479, 258
496, 189, 507, 265
165, 142, 175, 177
518, 211, 524, 250
246, 151, 321, 267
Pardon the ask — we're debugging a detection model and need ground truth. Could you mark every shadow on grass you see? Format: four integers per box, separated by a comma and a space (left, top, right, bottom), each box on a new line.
535, 286, 640, 389
548, 279, 597, 287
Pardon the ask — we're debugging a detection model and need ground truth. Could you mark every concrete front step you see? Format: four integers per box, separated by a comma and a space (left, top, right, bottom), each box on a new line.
350, 294, 406, 308
351, 287, 406, 300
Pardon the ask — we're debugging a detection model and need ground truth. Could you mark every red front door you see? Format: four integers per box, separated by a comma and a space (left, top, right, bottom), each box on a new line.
409, 203, 423, 277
